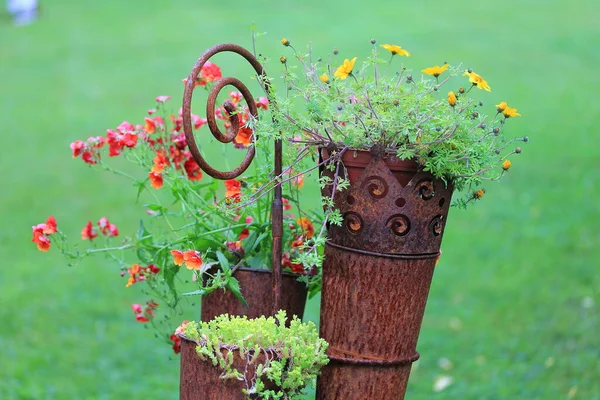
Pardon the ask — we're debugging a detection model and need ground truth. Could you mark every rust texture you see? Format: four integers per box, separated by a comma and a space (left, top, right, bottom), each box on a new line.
316, 148, 453, 400
201, 267, 307, 322
181, 43, 284, 316
180, 336, 277, 400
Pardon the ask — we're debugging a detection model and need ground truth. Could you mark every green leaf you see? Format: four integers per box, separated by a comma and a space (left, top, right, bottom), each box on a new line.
226, 277, 247, 306
216, 251, 230, 272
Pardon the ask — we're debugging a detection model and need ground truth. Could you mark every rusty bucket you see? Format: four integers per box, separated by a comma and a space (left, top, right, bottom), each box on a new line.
180, 335, 278, 400
200, 267, 307, 322
316, 148, 453, 400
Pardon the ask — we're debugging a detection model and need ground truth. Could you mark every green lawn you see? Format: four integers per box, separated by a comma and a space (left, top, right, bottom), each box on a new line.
1, 0, 599, 398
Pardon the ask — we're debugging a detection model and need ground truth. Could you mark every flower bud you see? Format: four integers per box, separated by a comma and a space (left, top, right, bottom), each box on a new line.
493, 127, 500, 134
458, 87, 465, 94
473, 189, 485, 199
280, 56, 287, 64
393, 99, 399, 106
370, 39, 376, 44
523, 136, 529, 142
333, 48, 339, 55
502, 159, 512, 171
472, 111, 479, 118
515, 147, 522, 154
281, 38, 290, 46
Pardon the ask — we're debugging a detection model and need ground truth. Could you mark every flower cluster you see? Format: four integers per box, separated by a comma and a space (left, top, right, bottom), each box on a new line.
32, 59, 323, 353
263, 39, 527, 207
31, 216, 58, 251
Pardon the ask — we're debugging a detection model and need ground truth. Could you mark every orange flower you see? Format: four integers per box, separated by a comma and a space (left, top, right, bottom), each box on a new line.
148, 172, 163, 189
81, 221, 98, 240
151, 150, 169, 173
225, 179, 242, 198
183, 250, 203, 270
234, 126, 253, 147
43, 216, 58, 234
171, 250, 184, 266
297, 217, 315, 239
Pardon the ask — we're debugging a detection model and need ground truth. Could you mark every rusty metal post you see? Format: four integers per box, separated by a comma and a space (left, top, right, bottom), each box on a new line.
316, 148, 453, 399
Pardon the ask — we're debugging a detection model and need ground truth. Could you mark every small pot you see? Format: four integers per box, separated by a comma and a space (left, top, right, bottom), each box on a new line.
200, 267, 308, 322
179, 335, 278, 400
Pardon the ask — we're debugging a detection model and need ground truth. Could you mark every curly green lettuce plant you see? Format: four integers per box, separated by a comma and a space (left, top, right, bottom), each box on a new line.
181, 311, 329, 399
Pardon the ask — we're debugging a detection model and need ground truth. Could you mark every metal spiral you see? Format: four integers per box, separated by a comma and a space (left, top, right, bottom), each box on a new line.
182, 43, 268, 180
182, 43, 284, 317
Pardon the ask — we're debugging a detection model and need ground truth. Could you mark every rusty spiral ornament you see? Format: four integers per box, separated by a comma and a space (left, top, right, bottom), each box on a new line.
182, 43, 269, 180
181, 44, 284, 317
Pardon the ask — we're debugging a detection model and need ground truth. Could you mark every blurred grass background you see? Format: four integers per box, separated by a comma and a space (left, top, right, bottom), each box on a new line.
1, 0, 599, 398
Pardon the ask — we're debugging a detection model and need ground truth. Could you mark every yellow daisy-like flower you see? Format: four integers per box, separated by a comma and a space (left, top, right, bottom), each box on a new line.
502, 160, 512, 171
448, 91, 457, 107
422, 64, 449, 78
320, 73, 330, 83
334, 57, 357, 80
495, 101, 507, 112
503, 106, 521, 118
473, 189, 485, 199
463, 70, 491, 92
381, 44, 411, 57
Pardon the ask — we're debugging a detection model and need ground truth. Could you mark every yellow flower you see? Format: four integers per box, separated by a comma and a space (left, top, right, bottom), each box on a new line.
320, 73, 329, 83
503, 106, 521, 118
280, 56, 287, 64
381, 44, 411, 57
448, 91, 457, 107
334, 57, 357, 80
281, 38, 290, 46
473, 189, 485, 199
502, 160, 512, 171
422, 64, 449, 78
495, 101, 507, 112
463, 70, 491, 92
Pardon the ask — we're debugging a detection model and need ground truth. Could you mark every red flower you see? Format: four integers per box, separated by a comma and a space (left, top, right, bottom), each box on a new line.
282, 253, 305, 274
282, 198, 292, 211
147, 264, 160, 274
106, 129, 124, 157
31, 230, 51, 252
148, 172, 163, 189
44, 216, 58, 234
135, 314, 149, 323
191, 114, 207, 130
239, 228, 250, 240
256, 97, 269, 110
195, 61, 222, 86
156, 95, 171, 103
227, 240, 243, 255
81, 221, 98, 240
131, 303, 143, 314
122, 132, 137, 148
225, 179, 241, 198
184, 158, 203, 181
98, 217, 119, 237
81, 150, 98, 165
170, 334, 182, 354
70, 140, 86, 158
229, 91, 243, 105
116, 121, 135, 134
131, 301, 158, 323
86, 136, 105, 149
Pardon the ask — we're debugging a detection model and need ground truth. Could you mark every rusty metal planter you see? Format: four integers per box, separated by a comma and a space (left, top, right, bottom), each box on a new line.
316, 148, 453, 400
180, 336, 278, 400
200, 267, 307, 322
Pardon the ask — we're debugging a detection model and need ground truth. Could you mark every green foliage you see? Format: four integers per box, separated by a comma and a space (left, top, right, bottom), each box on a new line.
257, 43, 527, 207
183, 311, 329, 399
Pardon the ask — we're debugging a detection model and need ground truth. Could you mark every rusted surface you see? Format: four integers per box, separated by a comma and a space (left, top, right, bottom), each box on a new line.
320, 147, 454, 255
180, 336, 277, 400
201, 267, 307, 322
317, 148, 453, 400
181, 43, 284, 316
